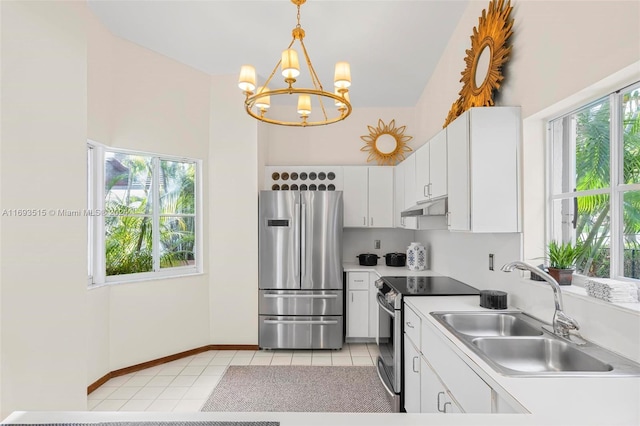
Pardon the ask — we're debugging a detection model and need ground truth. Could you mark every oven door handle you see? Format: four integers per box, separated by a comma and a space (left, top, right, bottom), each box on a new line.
376, 293, 396, 318
376, 356, 396, 398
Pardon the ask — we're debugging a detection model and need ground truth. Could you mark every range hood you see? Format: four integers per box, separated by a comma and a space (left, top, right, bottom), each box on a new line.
401, 196, 448, 217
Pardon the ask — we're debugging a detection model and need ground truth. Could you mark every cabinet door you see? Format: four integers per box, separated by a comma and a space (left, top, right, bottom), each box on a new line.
347, 290, 369, 338
415, 143, 430, 202
421, 319, 492, 413
403, 335, 421, 413
403, 155, 418, 229
404, 155, 416, 209
429, 128, 447, 199
394, 162, 405, 228
446, 112, 470, 231
420, 357, 443, 413
368, 167, 394, 228
343, 167, 369, 227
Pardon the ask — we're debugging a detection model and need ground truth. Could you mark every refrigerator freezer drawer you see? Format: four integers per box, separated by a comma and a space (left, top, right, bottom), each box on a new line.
259, 290, 343, 316
259, 315, 343, 350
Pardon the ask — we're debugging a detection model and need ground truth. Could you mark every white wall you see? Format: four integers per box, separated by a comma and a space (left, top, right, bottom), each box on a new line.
0, 0, 88, 418
263, 107, 418, 165
413, 0, 640, 362
209, 75, 259, 344
87, 21, 212, 378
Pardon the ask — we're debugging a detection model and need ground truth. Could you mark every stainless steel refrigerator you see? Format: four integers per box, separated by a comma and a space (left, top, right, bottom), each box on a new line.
258, 190, 344, 349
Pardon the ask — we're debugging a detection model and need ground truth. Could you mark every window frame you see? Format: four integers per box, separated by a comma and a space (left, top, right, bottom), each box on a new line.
546, 81, 640, 283
88, 141, 203, 286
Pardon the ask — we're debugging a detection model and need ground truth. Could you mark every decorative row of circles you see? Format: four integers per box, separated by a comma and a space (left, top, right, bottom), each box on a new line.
271, 171, 336, 181
272, 184, 336, 191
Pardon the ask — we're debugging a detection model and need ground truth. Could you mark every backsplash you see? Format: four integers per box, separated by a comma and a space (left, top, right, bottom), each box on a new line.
414, 229, 640, 363
343, 228, 416, 264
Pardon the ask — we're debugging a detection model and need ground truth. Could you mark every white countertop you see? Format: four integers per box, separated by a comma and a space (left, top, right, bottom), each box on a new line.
404, 296, 640, 426
343, 262, 442, 277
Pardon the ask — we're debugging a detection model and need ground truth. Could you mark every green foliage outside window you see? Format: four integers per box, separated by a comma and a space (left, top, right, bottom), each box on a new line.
104, 153, 196, 276
574, 88, 640, 278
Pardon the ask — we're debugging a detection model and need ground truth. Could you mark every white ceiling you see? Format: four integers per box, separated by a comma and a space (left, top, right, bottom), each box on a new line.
87, 0, 470, 108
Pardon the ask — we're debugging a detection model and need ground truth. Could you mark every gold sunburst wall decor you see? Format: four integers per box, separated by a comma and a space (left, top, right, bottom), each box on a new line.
444, 0, 514, 127
360, 119, 413, 166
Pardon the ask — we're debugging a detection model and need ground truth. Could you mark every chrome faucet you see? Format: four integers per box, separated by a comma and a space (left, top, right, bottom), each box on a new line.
501, 261, 580, 339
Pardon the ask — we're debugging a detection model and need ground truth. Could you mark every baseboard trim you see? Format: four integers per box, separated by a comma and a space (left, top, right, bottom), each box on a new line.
87, 344, 259, 394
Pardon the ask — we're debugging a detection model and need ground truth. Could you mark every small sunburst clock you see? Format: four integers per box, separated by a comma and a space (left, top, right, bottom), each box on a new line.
444, 0, 514, 127
360, 119, 413, 166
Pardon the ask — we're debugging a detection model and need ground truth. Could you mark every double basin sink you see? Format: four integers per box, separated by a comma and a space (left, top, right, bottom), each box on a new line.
431, 311, 640, 377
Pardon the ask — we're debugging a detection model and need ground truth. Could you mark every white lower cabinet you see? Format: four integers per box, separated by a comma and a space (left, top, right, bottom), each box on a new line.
403, 335, 421, 413
420, 357, 462, 413
346, 272, 389, 340
403, 301, 504, 414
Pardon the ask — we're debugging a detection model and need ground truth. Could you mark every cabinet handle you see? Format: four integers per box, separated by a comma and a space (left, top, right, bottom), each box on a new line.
354, 280, 364, 282
424, 185, 428, 197
446, 211, 451, 226
363, 217, 366, 226
370, 217, 374, 226
412, 356, 419, 373
437, 391, 445, 413
443, 402, 451, 413
406, 322, 414, 329
428, 183, 432, 198
351, 293, 354, 302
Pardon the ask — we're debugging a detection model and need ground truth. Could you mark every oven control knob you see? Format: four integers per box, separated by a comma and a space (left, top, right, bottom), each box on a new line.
375, 279, 384, 289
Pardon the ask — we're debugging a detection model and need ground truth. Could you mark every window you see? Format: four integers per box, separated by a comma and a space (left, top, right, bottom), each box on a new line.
548, 81, 640, 281
88, 143, 201, 284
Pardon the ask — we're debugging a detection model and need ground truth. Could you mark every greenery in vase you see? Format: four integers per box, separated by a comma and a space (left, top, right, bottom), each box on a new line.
547, 240, 583, 270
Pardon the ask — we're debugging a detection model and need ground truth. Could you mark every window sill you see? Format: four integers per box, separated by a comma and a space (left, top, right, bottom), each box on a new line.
560, 283, 640, 313
520, 276, 640, 314
88, 270, 204, 289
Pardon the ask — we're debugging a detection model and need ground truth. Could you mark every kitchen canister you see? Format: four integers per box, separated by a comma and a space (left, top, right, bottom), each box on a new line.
406, 242, 426, 271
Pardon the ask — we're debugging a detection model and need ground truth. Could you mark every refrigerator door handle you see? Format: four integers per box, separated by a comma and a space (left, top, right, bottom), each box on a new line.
263, 293, 339, 299
301, 201, 306, 282
294, 201, 301, 282
264, 319, 339, 325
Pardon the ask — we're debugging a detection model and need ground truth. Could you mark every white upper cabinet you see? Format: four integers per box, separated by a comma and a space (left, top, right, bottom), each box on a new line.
429, 129, 447, 199
415, 143, 430, 201
343, 166, 394, 228
446, 107, 521, 233
343, 167, 369, 227
415, 128, 447, 203
394, 161, 405, 228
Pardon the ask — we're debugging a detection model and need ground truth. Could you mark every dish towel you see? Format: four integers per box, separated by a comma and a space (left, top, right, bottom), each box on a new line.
585, 278, 639, 303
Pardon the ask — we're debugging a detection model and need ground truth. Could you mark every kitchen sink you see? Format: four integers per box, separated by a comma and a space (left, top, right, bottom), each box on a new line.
472, 337, 613, 373
437, 312, 543, 337
431, 311, 640, 377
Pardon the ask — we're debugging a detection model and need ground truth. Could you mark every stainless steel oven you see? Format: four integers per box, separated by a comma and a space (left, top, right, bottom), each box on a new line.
374, 275, 480, 413
374, 278, 402, 412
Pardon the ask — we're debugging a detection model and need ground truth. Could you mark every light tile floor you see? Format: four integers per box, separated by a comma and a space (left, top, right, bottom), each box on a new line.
89, 342, 380, 412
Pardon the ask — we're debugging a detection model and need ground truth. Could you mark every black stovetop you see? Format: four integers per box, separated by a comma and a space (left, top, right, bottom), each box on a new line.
381, 276, 479, 296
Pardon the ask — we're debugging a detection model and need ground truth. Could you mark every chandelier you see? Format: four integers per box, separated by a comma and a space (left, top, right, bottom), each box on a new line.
237, 0, 352, 127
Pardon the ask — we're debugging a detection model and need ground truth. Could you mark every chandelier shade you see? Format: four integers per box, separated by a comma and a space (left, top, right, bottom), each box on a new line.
238, 0, 352, 127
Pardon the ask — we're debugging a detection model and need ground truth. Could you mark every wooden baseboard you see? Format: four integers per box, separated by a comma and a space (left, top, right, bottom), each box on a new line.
87, 344, 260, 395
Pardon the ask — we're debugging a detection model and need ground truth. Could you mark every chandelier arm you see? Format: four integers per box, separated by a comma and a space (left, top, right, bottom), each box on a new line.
298, 38, 329, 120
